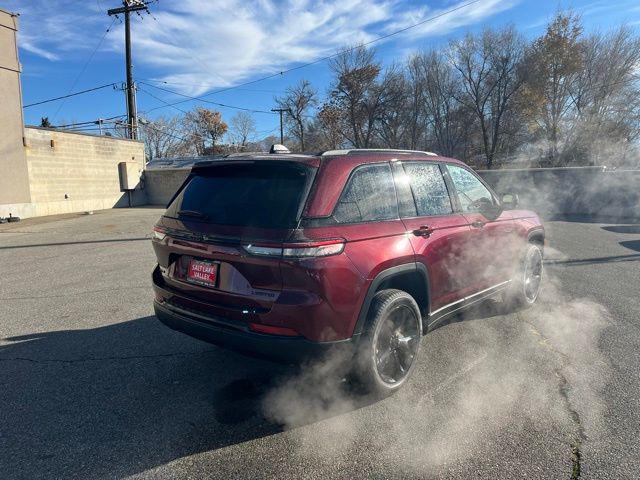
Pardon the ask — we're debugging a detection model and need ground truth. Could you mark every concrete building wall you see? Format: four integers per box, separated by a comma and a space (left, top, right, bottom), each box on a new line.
478, 167, 640, 219
12, 127, 146, 217
0, 10, 31, 210
0, 8, 148, 220
143, 168, 189, 206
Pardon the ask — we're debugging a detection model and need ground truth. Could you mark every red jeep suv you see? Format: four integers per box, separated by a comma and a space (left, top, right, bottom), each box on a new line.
151, 149, 544, 393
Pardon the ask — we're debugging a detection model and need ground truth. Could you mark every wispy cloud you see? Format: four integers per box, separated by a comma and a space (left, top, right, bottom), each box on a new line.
19, 36, 60, 61
7, 0, 519, 95
383, 0, 520, 39
5, 0, 104, 61
525, 0, 640, 31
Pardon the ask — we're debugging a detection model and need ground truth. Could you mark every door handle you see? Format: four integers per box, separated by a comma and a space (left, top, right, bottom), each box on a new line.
471, 221, 485, 229
412, 225, 434, 237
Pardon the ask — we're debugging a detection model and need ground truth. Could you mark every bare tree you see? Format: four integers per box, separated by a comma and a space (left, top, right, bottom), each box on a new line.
410, 50, 472, 157
377, 67, 412, 148
140, 115, 193, 161
315, 103, 345, 150
329, 45, 387, 148
450, 26, 526, 168
525, 11, 584, 165
228, 112, 256, 151
572, 26, 640, 165
184, 108, 228, 155
275, 80, 317, 151
404, 56, 429, 150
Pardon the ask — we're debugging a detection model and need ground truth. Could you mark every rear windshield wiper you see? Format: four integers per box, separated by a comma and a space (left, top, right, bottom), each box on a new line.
177, 209, 209, 220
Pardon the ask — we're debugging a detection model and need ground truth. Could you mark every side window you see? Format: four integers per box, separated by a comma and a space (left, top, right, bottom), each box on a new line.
333, 163, 398, 223
447, 164, 496, 213
402, 163, 453, 216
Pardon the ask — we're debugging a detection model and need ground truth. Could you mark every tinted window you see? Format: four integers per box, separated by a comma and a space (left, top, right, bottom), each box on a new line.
447, 164, 496, 212
403, 163, 453, 216
165, 163, 312, 228
333, 163, 398, 223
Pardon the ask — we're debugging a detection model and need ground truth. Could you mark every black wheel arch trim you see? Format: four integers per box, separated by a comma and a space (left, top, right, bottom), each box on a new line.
527, 228, 545, 244
353, 262, 430, 336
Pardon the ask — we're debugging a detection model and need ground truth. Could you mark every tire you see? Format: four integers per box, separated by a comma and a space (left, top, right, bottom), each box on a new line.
354, 289, 422, 396
503, 243, 543, 310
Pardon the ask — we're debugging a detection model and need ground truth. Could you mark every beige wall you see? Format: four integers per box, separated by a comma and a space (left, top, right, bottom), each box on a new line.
0, 9, 31, 208
0, 8, 147, 219
15, 127, 145, 217
144, 168, 190, 206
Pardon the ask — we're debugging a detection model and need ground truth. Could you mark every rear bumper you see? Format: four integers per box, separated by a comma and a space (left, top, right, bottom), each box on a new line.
154, 300, 358, 365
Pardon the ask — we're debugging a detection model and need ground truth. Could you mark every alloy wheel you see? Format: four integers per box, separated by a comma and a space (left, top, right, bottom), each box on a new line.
523, 248, 543, 303
374, 306, 420, 385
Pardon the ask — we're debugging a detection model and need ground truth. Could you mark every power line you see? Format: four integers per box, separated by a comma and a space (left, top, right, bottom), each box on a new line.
52, 114, 127, 129
137, 87, 190, 115
134, 0, 484, 114
138, 78, 284, 94
138, 81, 278, 115
23, 83, 118, 108
139, 119, 200, 144
51, 18, 117, 120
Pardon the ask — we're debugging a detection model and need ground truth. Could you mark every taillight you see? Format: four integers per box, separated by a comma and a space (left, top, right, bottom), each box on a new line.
152, 226, 167, 241
242, 244, 283, 256
242, 239, 345, 258
282, 239, 345, 258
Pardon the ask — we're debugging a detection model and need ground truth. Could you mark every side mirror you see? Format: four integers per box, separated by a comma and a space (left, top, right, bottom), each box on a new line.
501, 193, 519, 209
474, 197, 503, 220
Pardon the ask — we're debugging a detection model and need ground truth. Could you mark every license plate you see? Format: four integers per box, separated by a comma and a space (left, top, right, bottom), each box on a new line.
186, 259, 219, 287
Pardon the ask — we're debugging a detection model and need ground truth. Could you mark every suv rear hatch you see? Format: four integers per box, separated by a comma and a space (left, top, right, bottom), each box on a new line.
153, 160, 317, 316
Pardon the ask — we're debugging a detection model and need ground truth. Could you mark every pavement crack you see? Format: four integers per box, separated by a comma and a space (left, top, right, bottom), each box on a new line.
556, 369, 586, 480
520, 313, 586, 479
0, 350, 218, 364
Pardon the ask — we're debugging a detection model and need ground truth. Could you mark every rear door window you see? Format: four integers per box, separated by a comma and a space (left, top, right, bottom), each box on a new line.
402, 162, 453, 217
165, 162, 313, 228
333, 163, 398, 223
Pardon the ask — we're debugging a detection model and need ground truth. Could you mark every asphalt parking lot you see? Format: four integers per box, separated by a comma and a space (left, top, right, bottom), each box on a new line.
1, 208, 639, 479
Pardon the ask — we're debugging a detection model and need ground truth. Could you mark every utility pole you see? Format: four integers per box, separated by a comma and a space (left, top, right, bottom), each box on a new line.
107, 1, 152, 140
271, 108, 290, 144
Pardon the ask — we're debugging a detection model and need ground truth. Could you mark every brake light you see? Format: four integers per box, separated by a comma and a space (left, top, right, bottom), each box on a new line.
242, 244, 283, 256
249, 323, 299, 336
242, 239, 345, 258
283, 239, 345, 258
152, 226, 167, 240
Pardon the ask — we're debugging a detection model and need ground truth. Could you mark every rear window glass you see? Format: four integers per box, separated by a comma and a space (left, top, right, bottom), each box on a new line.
165, 163, 313, 228
333, 163, 398, 223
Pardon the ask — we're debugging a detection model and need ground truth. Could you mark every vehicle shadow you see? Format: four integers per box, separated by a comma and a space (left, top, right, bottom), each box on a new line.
546, 214, 640, 224
544, 252, 640, 266
620, 240, 640, 253
0, 316, 376, 479
601, 225, 640, 234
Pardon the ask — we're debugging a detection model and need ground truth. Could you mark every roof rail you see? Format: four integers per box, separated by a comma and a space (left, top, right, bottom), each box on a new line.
321, 148, 437, 157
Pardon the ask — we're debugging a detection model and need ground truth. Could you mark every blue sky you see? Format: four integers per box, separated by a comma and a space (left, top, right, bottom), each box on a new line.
6, 0, 640, 138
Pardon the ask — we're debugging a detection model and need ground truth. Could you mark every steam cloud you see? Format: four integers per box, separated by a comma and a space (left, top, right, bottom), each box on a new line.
261, 244, 612, 476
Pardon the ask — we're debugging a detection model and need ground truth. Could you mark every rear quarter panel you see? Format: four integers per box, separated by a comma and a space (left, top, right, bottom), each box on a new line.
284, 219, 414, 341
